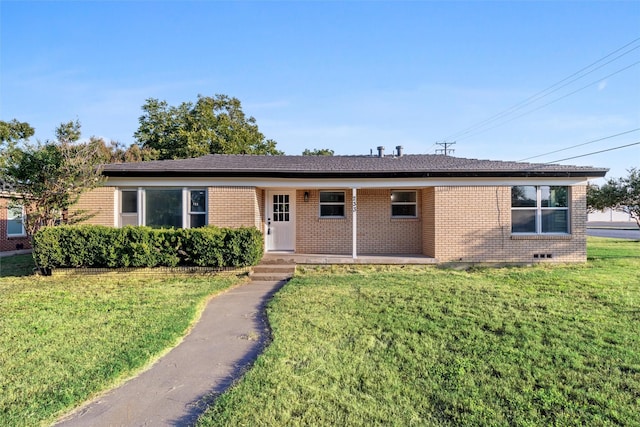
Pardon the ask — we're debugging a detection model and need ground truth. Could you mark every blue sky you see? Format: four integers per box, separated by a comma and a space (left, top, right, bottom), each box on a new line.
1, 1, 639, 180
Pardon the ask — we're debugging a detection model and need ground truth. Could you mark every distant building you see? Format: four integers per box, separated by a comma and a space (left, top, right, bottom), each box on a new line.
588, 208, 634, 223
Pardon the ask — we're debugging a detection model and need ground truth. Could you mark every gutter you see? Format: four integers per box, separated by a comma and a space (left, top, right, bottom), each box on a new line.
102, 169, 609, 179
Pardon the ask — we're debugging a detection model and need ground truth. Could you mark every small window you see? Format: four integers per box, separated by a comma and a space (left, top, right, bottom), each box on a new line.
391, 191, 417, 217
189, 189, 207, 228
319, 191, 345, 217
512, 186, 569, 234
7, 205, 26, 236
272, 194, 290, 222
120, 190, 138, 226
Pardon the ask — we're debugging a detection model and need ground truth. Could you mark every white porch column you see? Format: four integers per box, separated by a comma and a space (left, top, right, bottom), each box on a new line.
352, 187, 357, 259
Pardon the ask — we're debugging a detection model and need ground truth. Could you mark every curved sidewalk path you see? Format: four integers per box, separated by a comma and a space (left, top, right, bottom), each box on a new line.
54, 279, 287, 427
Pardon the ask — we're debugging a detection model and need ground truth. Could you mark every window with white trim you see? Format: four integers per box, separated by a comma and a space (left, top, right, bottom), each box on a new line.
7, 204, 26, 236
118, 188, 207, 229
319, 191, 345, 217
188, 189, 207, 228
391, 190, 417, 217
145, 188, 183, 228
120, 190, 139, 226
511, 186, 569, 234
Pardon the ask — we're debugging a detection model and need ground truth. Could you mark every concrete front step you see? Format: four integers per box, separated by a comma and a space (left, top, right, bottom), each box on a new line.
251, 258, 296, 283
250, 272, 294, 282
252, 265, 296, 274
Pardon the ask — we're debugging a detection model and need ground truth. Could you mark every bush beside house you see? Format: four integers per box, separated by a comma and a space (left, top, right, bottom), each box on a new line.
33, 225, 263, 270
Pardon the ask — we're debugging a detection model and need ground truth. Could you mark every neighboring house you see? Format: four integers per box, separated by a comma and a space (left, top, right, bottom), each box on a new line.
0, 181, 31, 253
73, 148, 608, 263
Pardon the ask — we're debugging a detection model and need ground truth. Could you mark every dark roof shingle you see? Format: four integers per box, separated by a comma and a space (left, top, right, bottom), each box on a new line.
101, 154, 608, 179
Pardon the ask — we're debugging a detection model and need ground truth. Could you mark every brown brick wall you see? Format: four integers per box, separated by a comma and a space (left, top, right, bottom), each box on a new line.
296, 189, 353, 254
356, 189, 422, 254
0, 196, 31, 252
422, 187, 436, 257
208, 187, 262, 229
256, 188, 265, 233
295, 189, 422, 255
70, 187, 116, 226
431, 185, 587, 263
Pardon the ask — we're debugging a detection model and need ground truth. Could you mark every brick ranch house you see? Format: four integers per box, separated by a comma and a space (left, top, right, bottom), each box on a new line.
70, 149, 608, 263
1, 181, 31, 254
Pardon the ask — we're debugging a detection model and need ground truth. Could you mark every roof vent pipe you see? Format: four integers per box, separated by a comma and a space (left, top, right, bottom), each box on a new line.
396, 145, 404, 157
377, 146, 385, 158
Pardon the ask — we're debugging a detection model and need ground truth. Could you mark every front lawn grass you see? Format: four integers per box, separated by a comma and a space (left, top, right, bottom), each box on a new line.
0, 253, 36, 277
0, 263, 242, 427
199, 238, 640, 426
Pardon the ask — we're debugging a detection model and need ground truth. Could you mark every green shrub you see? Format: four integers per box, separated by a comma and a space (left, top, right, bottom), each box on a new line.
185, 227, 227, 267
224, 226, 264, 267
32, 225, 263, 269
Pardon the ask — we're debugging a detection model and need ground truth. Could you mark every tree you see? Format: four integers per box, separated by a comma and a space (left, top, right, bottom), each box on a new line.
1, 119, 35, 145
133, 94, 282, 159
302, 148, 334, 156
1, 120, 106, 238
588, 168, 640, 230
1, 119, 35, 163
88, 137, 158, 163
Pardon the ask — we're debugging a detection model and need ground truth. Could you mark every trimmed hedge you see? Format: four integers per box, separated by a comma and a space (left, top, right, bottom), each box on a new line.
33, 225, 264, 270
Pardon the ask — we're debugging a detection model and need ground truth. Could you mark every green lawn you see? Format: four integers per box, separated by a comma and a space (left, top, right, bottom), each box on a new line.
198, 238, 640, 426
0, 255, 243, 427
0, 253, 37, 277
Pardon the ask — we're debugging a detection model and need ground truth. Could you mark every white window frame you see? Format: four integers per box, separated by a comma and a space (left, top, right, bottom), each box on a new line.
511, 186, 570, 235
319, 191, 346, 218
119, 189, 140, 227
7, 204, 26, 237
118, 188, 207, 229
187, 189, 207, 228
391, 190, 418, 218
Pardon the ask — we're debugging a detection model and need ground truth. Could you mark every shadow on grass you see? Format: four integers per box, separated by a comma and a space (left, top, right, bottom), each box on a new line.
0, 254, 36, 277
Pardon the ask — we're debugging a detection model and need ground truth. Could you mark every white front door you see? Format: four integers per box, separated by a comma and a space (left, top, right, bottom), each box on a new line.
266, 190, 295, 251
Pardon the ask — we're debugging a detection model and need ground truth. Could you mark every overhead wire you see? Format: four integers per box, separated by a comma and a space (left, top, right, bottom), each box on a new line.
545, 141, 640, 163
442, 36, 640, 141
454, 59, 640, 141
518, 128, 640, 161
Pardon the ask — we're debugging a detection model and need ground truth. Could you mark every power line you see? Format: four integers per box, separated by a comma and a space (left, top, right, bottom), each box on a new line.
518, 128, 640, 161
545, 141, 640, 163
423, 143, 438, 154
443, 36, 640, 141
457, 59, 640, 141
451, 47, 640, 141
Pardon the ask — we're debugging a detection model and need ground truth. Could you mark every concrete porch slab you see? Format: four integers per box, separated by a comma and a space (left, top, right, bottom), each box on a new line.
262, 252, 437, 265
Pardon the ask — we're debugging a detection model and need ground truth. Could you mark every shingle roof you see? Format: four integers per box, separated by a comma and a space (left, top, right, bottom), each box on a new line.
101, 154, 608, 179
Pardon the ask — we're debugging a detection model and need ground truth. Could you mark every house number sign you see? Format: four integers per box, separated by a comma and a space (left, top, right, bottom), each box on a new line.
352, 193, 357, 212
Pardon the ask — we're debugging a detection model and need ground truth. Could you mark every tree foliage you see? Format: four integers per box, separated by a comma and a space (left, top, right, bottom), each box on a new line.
302, 148, 334, 156
1, 119, 35, 148
1, 120, 106, 237
587, 168, 640, 230
133, 94, 282, 159
89, 137, 158, 163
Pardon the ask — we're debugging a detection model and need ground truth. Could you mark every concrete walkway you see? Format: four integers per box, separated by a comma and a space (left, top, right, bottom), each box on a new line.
54, 278, 288, 427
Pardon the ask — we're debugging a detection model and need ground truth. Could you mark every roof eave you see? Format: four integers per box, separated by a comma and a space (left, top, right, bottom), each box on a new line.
102, 169, 609, 179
